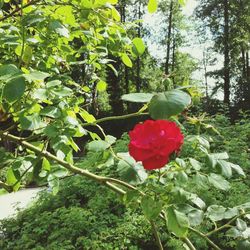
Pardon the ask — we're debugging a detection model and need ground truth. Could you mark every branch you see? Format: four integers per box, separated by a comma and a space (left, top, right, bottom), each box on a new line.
183, 237, 196, 250
0, 181, 13, 193
82, 112, 148, 127
0, 131, 224, 250
0, 131, 128, 195
189, 227, 222, 250
0, 0, 41, 22
206, 212, 246, 237
150, 220, 164, 250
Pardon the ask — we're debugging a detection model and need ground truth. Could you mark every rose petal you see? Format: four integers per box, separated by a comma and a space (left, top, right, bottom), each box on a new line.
142, 155, 169, 170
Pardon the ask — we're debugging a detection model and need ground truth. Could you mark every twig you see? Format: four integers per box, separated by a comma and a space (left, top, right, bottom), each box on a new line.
206, 213, 246, 237
0, 131, 129, 196
150, 220, 164, 250
183, 237, 196, 250
0, 181, 13, 193
82, 112, 148, 127
0, 0, 41, 22
189, 227, 222, 250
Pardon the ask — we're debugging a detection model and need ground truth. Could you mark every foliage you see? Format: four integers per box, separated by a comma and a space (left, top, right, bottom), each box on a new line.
0, 0, 249, 249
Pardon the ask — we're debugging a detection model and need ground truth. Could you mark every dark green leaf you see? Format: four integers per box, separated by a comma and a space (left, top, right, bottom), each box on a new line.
149, 90, 191, 119
0, 64, 21, 80
3, 76, 26, 103
166, 207, 189, 237
141, 196, 162, 220
206, 205, 226, 221
87, 140, 110, 152
208, 173, 230, 190
48, 174, 59, 195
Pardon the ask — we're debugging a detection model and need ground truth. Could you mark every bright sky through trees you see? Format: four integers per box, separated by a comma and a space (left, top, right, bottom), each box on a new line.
143, 0, 224, 99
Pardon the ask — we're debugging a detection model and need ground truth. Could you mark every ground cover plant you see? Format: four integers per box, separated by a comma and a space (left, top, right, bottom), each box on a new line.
0, 0, 250, 249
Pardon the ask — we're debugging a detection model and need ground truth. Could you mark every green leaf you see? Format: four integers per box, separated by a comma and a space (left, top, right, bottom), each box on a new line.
48, 174, 59, 195
0, 0, 4, 9
178, 0, 186, 6
141, 196, 162, 220
40, 106, 61, 118
188, 209, 204, 226
107, 63, 118, 76
210, 152, 229, 160
49, 20, 69, 38
0, 64, 21, 81
217, 160, 232, 178
80, 110, 96, 123
52, 167, 68, 178
51, 86, 72, 97
123, 190, 140, 205
105, 135, 116, 145
208, 173, 230, 190
224, 207, 238, 219
55, 5, 76, 26
121, 93, 154, 103
148, 0, 158, 13
111, 7, 120, 21
46, 80, 61, 88
236, 240, 250, 250
96, 80, 107, 92
3, 76, 26, 103
19, 113, 45, 131
22, 46, 32, 64
189, 158, 202, 171
229, 163, 245, 177
87, 140, 110, 152
81, 0, 93, 8
42, 158, 50, 171
24, 71, 50, 82
236, 218, 247, 231
121, 53, 132, 68
6, 168, 20, 192
226, 227, 242, 238
206, 205, 226, 221
166, 207, 189, 237
132, 38, 146, 56
117, 152, 147, 184
194, 173, 208, 189
191, 196, 206, 210
149, 90, 191, 119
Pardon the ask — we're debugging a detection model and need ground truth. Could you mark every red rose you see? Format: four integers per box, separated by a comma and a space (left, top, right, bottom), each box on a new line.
128, 120, 184, 170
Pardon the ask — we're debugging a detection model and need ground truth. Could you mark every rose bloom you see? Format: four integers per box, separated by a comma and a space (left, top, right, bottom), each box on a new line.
128, 120, 184, 170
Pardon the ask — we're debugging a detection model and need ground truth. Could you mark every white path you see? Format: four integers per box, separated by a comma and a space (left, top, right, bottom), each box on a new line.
0, 188, 42, 220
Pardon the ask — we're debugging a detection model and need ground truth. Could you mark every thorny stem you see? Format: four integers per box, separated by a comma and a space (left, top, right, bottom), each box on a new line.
82, 112, 148, 127
0, 131, 126, 195
150, 220, 164, 250
183, 237, 196, 250
206, 212, 246, 237
189, 227, 222, 250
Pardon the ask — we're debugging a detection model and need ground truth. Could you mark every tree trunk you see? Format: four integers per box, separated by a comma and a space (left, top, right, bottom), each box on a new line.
165, 0, 173, 75
245, 51, 250, 109
171, 31, 176, 86
120, 2, 129, 94
136, 2, 142, 92
223, 0, 230, 105
203, 50, 209, 99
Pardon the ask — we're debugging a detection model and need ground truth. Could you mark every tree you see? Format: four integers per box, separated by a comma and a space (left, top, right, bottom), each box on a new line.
195, 0, 250, 109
